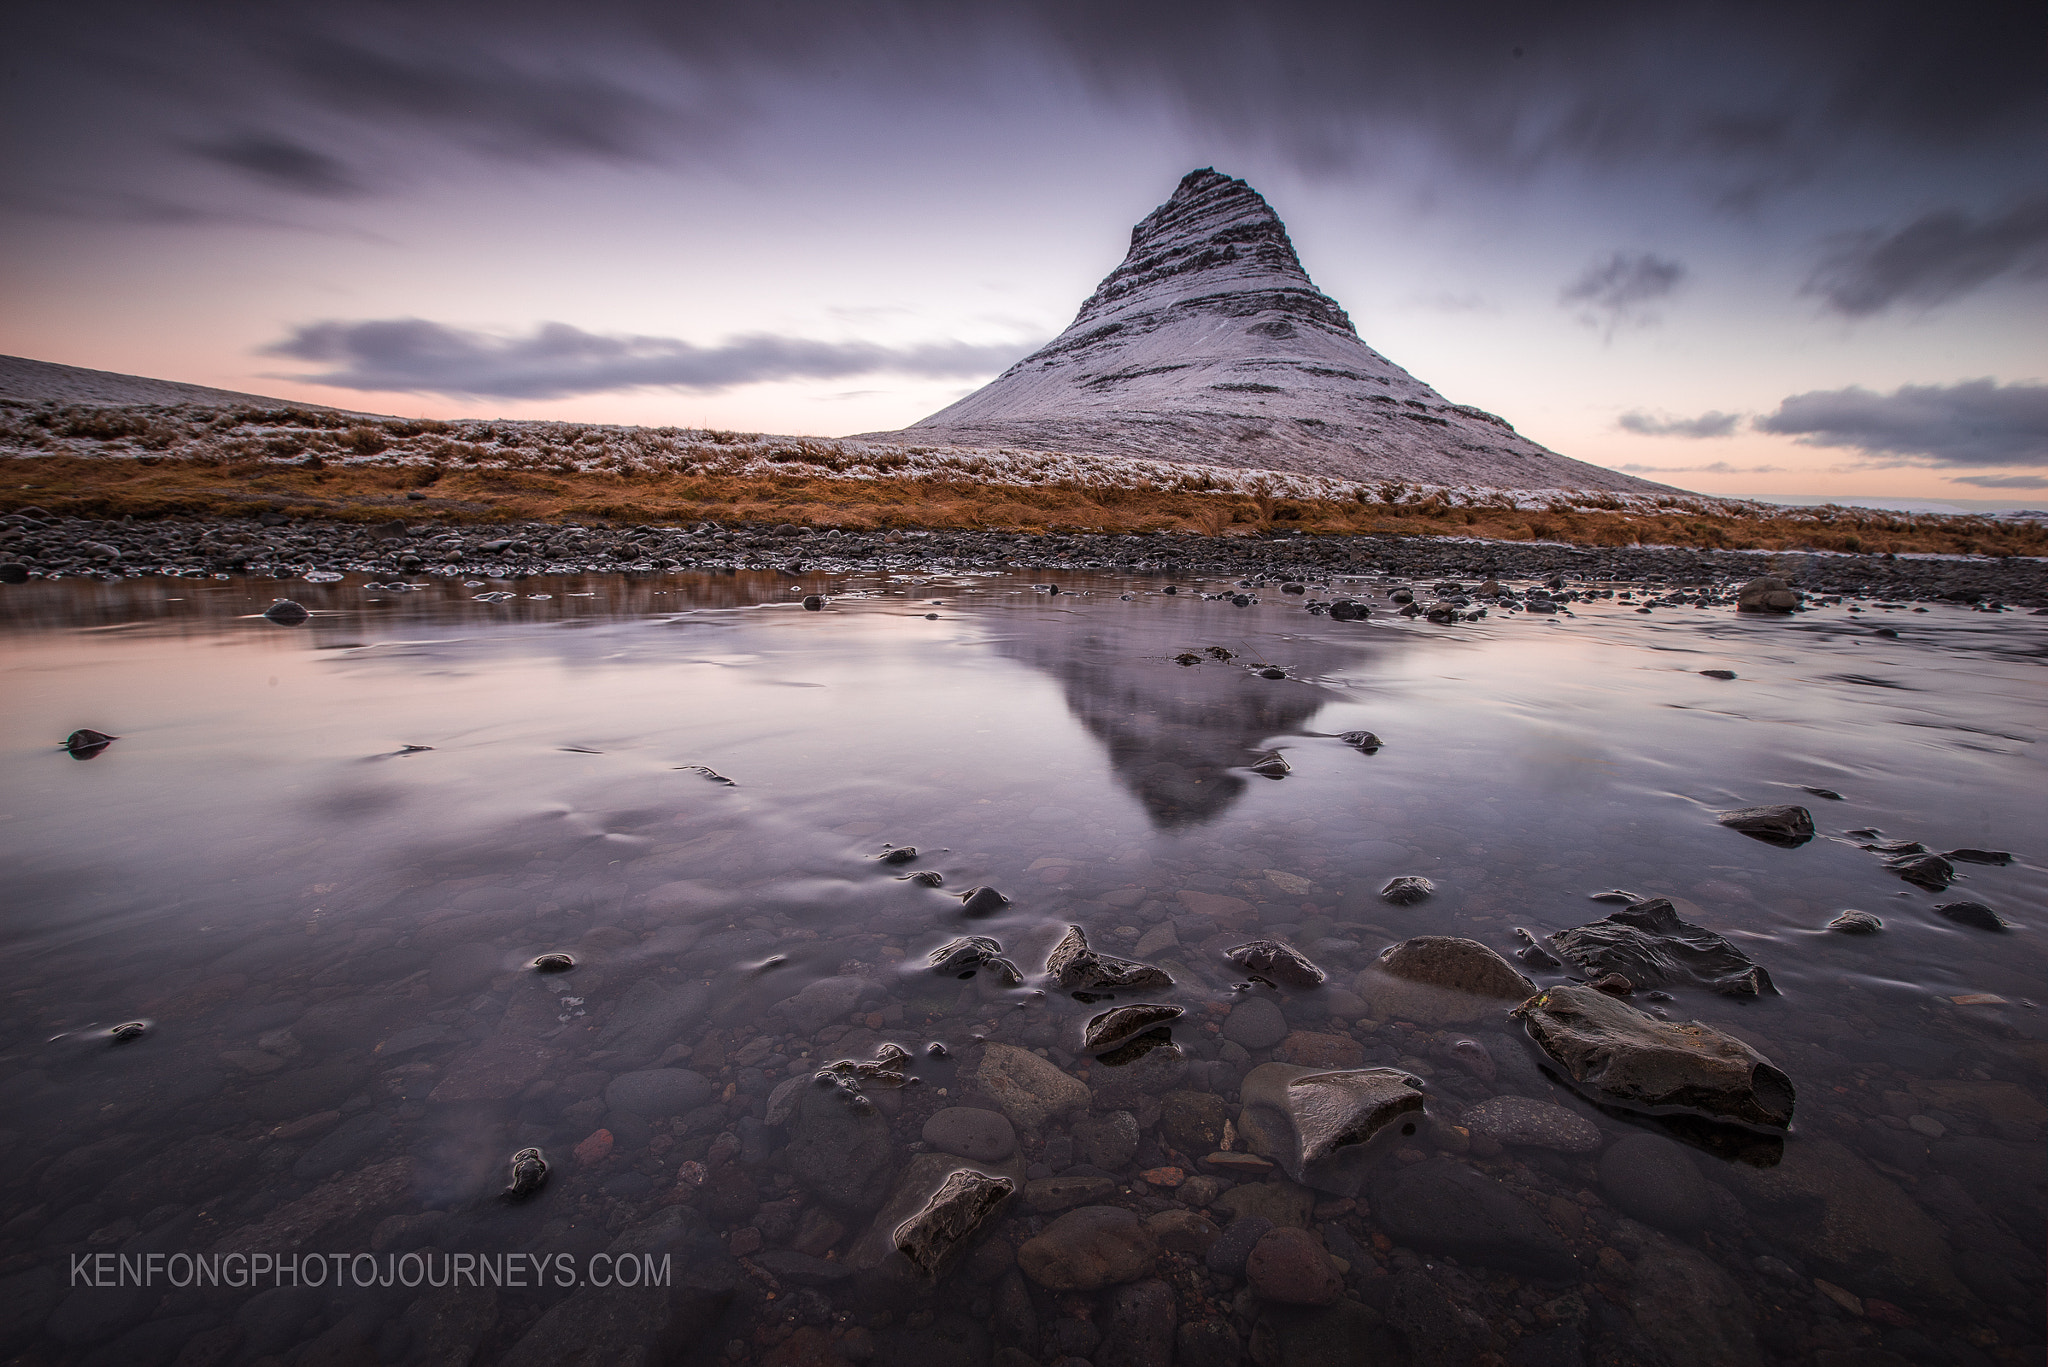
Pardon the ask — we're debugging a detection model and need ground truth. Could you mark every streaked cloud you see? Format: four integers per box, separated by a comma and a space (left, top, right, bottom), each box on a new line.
1617, 410, 1741, 438
263, 317, 1035, 399
1561, 252, 1685, 335
1804, 195, 2048, 315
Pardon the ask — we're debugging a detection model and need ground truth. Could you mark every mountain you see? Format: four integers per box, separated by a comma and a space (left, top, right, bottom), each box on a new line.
0, 354, 372, 413
859, 169, 1665, 494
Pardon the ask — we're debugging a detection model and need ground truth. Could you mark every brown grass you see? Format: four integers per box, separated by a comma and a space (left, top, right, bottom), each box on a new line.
4, 453, 2044, 557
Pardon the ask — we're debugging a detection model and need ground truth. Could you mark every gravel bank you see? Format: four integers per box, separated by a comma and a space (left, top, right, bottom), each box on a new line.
3, 510, 2044, 607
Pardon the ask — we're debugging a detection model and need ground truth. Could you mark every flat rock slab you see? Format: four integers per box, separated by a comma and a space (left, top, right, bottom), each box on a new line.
922, 1106, 1017, 1162
1461, 1096, 1602, 1153
1370, 1160, 1578, 1280
847, 1150, 1027, 1271
1514, 984, 1796, 1130
1222, 997, 1288, 1048
893, 1169, 1015, 1280
975, 1043, 1089, 1130
1017, 1206, 1159, 1290
1548, 898, 1776, 997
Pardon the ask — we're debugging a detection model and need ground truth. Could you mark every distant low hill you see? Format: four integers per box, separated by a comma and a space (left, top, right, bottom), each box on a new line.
0, 354, 376, 414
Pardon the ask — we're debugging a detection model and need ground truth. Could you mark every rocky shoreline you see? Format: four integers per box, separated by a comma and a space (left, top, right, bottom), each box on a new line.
3, 510, 2044, 607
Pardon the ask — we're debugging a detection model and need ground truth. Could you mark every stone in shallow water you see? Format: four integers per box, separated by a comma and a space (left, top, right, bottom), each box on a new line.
1514, 983, 1796, 1129
893, 1169, 1015, 1280
1379, 876, 1435, 905
785, 1077, 895, 1213
926, 935, 1022, 984
1224, 939, 1326, 987
1358, 936, 1534, 1026
1237, 1062, 1426, 1195
1548, 898, 1777, 997
1460, 1096, 1601, 1152
1045, 925, 1174, 995
1222, 996, 1288, 1048
1887, 852, 1956, 891
1715, 804, 1814, 847
957, 886, 1011, 916
974, 1042, 1089, 1130
1826, 910, 1883, 934
62, 728, 117, 759
1245, 1227, 1341, 1305
1735, 575, 1798, 612
261, 600, 309, 625
1933, 900, 2010, 931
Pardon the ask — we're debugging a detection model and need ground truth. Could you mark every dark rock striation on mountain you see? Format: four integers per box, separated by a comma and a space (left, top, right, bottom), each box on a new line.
861, 169, 1666, 492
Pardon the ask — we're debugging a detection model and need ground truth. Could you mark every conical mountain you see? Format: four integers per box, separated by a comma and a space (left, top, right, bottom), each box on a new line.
861, 169, 1661, 493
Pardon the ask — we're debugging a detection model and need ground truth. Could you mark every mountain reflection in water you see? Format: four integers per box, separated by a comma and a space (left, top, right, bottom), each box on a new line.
988, 600, 1370, 827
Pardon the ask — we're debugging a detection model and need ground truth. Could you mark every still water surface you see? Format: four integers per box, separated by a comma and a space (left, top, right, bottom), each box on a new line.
2, 569, 2042, 1365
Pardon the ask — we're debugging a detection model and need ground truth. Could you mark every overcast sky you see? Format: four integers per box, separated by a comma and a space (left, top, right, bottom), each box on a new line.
3, 0, 2043, 502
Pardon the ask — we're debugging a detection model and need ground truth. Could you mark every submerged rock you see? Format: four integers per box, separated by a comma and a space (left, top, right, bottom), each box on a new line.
786, 1076, 896, 1212
1933, 900, 2010, 932
1045, 925, 1174, 995
815, 1041, 916, 1092
530, 952, 576, 972
1825, 910, 1883, 935
897, 869, 945, 887
1248, 751, 1290, 778
1082, 1003, 1184, 1055
1945, 848, 2013, 865
1370, 1161, 1578, 1279
1715, 804, 1814, 847
1224, 939, 1326, 988
1514, 983, 1796, 1129
1460, 1096, 1601, 1153
927, 935, 1023, 985
262, 599, 310, 624
1379, 876, 1435, 905
975, 1043, 1090, 1130
1547, 898, 1777, 997
877, 846, 919, 865
1511, 927, 1563, 970
1336, 729, 1381, 750
893, 1169, 1015, 1280
503, 1147, 549, 1200
1887, 852, 1956, 891
1236, 1062, 1426, 1195
1017, 1206, 1159, 1291
1365, 937, 1536, 1026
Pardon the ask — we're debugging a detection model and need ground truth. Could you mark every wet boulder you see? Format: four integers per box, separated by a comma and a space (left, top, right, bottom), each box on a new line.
1736, 576, 1799, 612
1826, 910, 1883, 935
1888, 853, 1956, 891
1224, 939, 1326, 988
785, 1076, 896, 1212
892, 1169, 1015, 1281
1082, 1003, 1184, 1055
1017, 1206, 1160, 1290
1379, 876, 1435, 905
1715, 804, 1814, 847
1934, 900, 2010, 931
1514, 983, 1796, 1129
927, 935, 1023, 984
1045, 925, 1174, 996
1357, 936, 1534, 1025
1460, 1096, 1601, 1153
957, 886, 1011, 916
1547, 898, 1777, 997
1236, 1062, 1426, 1195
62, 728, 118, 759
262, 600, 310, 625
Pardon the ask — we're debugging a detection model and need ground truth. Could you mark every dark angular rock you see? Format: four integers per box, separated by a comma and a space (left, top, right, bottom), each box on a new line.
1826, 910, 1883, 934
1547, 898, 1777, 997
1715, 804, 1813, 847
62, 728, 118, 759
785, 1077, 895, 1213
927, 935, 1023, 984
1379, 876, 1435, 905
1045, 924, 1173, 994
958, 886, 1011, 916
261, 600, 309, 625
1888, 853, 1956, 891
893, 1169, 1015, 1280
1944, 848, 2012, 865
1225, 939, 1326, 988
1237, 1063, 1425, 1195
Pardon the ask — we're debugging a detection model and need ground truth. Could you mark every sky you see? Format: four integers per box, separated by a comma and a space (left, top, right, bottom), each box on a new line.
2, 0, 2044, 504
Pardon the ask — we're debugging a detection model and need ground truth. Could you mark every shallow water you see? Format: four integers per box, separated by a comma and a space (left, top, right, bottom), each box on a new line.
2, 568, 2043, 1366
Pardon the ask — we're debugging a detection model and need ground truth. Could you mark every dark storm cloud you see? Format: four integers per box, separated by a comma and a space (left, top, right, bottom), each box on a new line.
1618, 410, 1740, 438
1754, 380, 2048, 467
188, 134, 365, 197
15, 1, 2044, 208
1803, 195, 2048, 315
284, 40, 670, 164
262, 318, 1033, 399
1561, 253, 1686, 333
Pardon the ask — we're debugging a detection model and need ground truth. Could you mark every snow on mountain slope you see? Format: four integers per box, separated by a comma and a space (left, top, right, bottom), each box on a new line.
859, 169, 1671, 495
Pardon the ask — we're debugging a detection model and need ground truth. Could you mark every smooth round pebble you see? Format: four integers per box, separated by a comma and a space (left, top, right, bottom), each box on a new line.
1244, 1227, 1341, 1305
921, 1106, 1017, 1162
1222, 997, 1288, 1050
